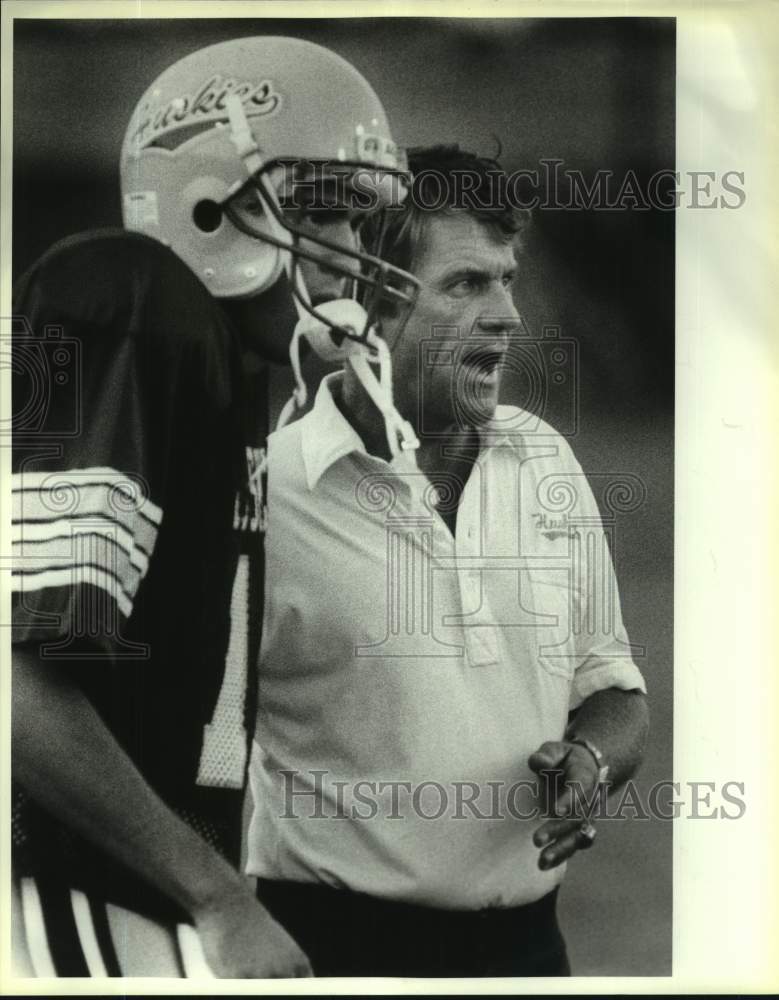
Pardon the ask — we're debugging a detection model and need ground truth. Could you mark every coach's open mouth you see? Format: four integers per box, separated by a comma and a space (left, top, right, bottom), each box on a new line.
460, 343, 507, 379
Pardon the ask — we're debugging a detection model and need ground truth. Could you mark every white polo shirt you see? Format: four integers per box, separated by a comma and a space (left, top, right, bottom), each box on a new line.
247, 374, 646, 909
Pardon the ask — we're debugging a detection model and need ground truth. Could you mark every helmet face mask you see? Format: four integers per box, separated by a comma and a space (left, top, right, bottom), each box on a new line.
224, 164, 420, 350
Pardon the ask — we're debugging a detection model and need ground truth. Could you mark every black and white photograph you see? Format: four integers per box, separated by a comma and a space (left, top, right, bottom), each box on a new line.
1, 1, 775, 991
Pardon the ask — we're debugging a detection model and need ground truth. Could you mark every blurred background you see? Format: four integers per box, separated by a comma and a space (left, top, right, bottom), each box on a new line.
13, 16, 674, 976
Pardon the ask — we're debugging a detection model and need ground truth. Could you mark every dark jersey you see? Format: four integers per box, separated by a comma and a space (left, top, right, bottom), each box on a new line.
11, 229, 261, 919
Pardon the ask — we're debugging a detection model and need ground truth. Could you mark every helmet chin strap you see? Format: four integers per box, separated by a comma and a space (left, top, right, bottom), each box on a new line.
226, 94, 418, 459
284, 302, 419, 458
349, 334, 420, 458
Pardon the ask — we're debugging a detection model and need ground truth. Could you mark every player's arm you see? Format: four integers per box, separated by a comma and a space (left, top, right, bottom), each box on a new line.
13, 639, 311, 978
12, 242, 309, 977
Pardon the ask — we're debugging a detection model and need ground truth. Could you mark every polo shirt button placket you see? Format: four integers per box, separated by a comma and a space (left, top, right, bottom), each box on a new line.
456, 501, 496, 668
463, 567, 500, 668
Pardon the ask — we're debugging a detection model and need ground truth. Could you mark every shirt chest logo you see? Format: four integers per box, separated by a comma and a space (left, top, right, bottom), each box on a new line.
533, 511, 573, 540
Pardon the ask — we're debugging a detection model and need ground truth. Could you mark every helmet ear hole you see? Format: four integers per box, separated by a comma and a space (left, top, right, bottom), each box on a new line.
193, 200, 223, 233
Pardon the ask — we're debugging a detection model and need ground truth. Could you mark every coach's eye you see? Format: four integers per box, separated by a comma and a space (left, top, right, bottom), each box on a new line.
448, 278, 478, 297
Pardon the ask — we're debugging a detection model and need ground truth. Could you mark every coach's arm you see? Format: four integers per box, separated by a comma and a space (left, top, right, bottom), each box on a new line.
12, 646, 312, 978
528, 687, 650, 870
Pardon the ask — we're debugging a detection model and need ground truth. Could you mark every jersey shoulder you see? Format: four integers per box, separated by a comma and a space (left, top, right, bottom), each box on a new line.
13, 229, 229, 352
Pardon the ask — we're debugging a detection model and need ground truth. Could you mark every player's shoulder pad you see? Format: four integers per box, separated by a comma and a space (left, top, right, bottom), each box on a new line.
13, 229, 215, 340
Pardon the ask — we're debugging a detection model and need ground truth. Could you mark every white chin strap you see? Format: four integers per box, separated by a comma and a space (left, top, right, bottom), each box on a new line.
280, 301, 419, 459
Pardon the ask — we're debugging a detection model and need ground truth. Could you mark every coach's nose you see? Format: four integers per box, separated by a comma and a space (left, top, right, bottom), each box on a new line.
476, 281, 522, 341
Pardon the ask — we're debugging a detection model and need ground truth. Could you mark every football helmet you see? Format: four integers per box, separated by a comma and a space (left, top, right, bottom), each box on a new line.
121, 36, 420, 455
120, 36, 415, 305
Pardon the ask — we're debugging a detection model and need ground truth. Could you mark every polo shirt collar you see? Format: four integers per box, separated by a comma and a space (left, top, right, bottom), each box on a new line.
301, 373, 378, 490
301, 373, 524, 490
476, 406, 530, 453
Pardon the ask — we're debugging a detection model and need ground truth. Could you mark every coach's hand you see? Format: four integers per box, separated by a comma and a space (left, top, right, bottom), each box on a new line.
528, 740, 603, 871
193, 888, 313, 978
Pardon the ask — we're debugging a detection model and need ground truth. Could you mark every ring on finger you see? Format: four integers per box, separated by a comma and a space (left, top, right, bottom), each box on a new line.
576, 819, 597, 848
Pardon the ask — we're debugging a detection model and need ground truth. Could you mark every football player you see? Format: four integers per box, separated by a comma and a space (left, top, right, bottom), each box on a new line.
11, 35, 417, 978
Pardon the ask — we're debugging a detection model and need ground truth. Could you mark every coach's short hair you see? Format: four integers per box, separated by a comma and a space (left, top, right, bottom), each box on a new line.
365, 145, 528, 280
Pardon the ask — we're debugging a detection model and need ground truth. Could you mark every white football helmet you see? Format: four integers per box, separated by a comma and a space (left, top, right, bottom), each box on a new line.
120, 36, 415, 303
120, 36, 420, 455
